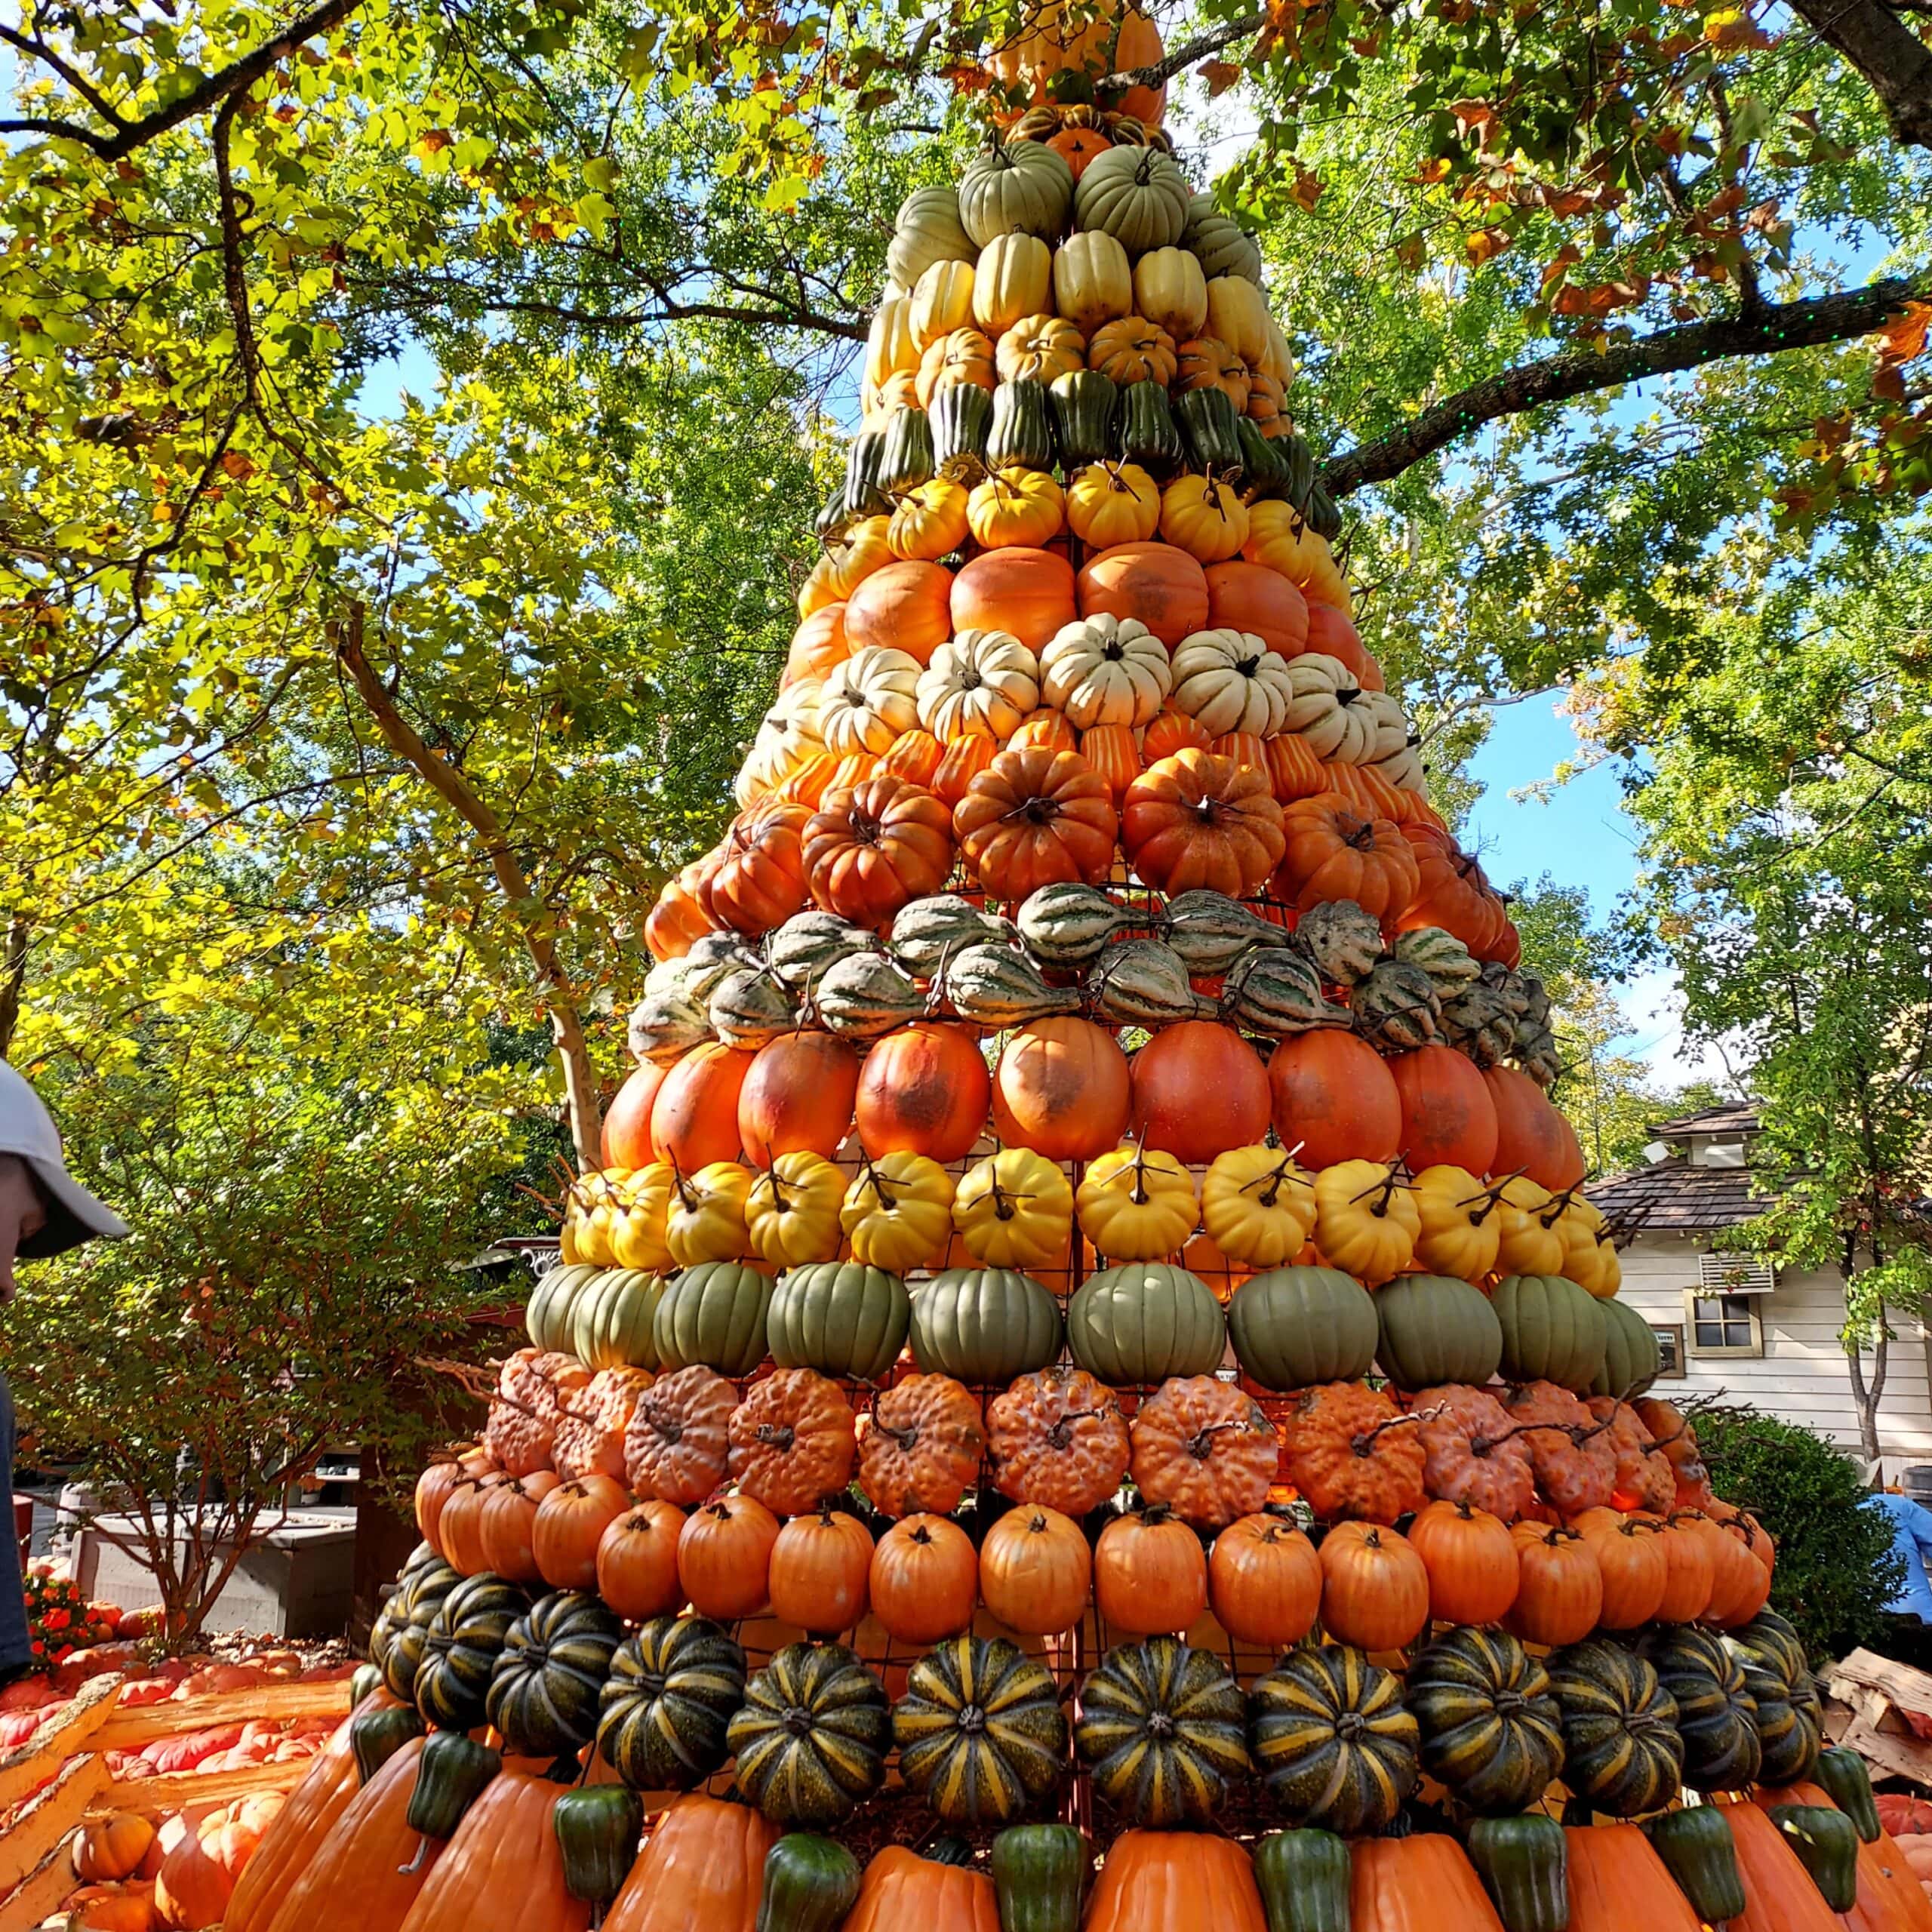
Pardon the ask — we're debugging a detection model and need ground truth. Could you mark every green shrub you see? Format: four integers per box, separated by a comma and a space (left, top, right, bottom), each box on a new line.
1690, 1403, 1904, 1661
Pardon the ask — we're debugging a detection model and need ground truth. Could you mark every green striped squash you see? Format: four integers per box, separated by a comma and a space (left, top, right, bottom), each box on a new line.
1491, 1273, 1607, 1393
571, 1268, 664, 1371
528, 1263, 601, 1353
1635, 1623, 1761, 1792
892, 1635, 1068, 1826
1546, 1638, 1684, 1818
1247, 1646, 1419, 1835
908, 1269, 1063, 1383
413, 1572, 531, 1733
652, 1261, 774, 1377
1721, 1612, 1821, 1786
379, 1560, 460, 1701
595, 1614, 746, 1792
1074, 1635, 1248, 1828
485, 1589, 623, 1758
766, 1262, 911, 1382
728, 1641, 892, 1828
1404, 1628, 1564, 1817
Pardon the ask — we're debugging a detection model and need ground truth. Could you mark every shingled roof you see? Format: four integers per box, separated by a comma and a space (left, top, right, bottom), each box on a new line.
1651, 1103, 1761, 1138
1587, 1158, 1774, 1235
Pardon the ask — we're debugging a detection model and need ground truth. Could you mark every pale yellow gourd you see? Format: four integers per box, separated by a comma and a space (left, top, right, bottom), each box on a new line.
955, 1147, 1074, 1270
1132, 247, 1208, 340
973, 233, 1053, 336
841, 1152, 955, 1272
1408, 1164, 1502, 1282
1311, 1160, 1420, 1286
911, 258, 977, 350
1204, 275, 1269, 368
1053, 231, 1133, 337
864, 295, 921, 392
665, 1160, 755, 1266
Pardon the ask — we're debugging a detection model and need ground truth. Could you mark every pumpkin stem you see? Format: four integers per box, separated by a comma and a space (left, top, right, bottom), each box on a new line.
1350, 1411, 1429, 1457
398, 1838, 432, 1876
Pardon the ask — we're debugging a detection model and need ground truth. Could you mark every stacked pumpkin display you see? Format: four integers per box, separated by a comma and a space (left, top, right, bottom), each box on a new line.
223, 22, 1932, 1932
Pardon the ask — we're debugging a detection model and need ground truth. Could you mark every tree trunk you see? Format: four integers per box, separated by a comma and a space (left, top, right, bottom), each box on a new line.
1847, 1325, 1888, 1464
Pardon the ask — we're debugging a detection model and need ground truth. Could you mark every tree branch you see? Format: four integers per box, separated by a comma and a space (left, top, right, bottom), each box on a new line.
1781, 0, 1932, 149
1099, 10, 1265, 91
1321, 272, 1932, 496
0, 0, 365, 160
334, 603, 605, 1168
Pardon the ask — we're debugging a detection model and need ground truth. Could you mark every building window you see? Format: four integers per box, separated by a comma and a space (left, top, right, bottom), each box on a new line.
1684, 1291, 1763, 1358
1652, 1324, 1686, 1380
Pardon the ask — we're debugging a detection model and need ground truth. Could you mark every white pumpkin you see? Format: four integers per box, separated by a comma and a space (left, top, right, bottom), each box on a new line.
1354, 688, 1412, 764
816, 645, 922, 755
734, 678, 826, 805
1282, 652, 1378, 762
1167, 629, 1297, 737
1370, 739, 1429, 792
916, 629, 1041, 742
1039, 614, 1171, 729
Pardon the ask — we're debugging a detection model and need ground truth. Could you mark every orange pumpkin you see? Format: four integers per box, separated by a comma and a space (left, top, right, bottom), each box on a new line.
1048, 123, 1112, 178
604, 1794, 777, 1932
414, 1460, 468, 1558
1140, 706, 1211, 763
1268, 1031, 1403, 1168
1505, 1521, 1603, 1647
1208, 1513, 1322, 1648
625, 1364, 735, 1504
1077, 540, 1209, 647
1349, 1836, 1503, 1931
601, 1063, 666, 1170
951, 547, 1078, 651
1273, 792, 1422, 924
844, 558, 955, 666
678, 1494, 782, 1621
1724, 1798, 1847, 1932
708, 800, 813, 937
77, 1814, 158, 1887
595, 1500, 687, 1620
1007, 706, 1081, 755
869, 1513, 978, 1644
726, 1368, 857, 1515
1406, 1498, 1520, 1626
1567, 1506, 1667, 1628
1129, 1376, 1278, 1529
532, 1475, 632, 1591
650, 1042, 755, 1170
1410, 1384, 1539, 1524
737, 1030, 860, 1168
1564, 1824, 1701, 1932
856, 1374, 986, 1518
855, 1022, 992, 1163
1485, 1063, 1587, 1190
1306, 604, 1385, 691
784, 603, 849, 687
1204, 559, 1310, 658
644, 860, 721, 962
768, 1505, 874, 1635
992, 1016, 1132, 1159
1644, 1510, 1718, 1623
392, 1769, 590, 1932
880, 728, 946, 789
954, 746, 1118, 897
802, 774, 955, 927
1318, 1521, 1430, 1651
978, 1503, 1092, 1635
1081, 720, 1142, 804
1094, 1503, 1209, 1635
1282, 1381, 1427, 1525
844, 1845, 1001, 1932
931, 731, 999, 807
1121, 748, 1286, 897
987, 1366, 1131, 1516
1086, 1832, 1266, 1932
476, 1469, 563, 1584
68, 1886, 158, 1932
1131, 1021, 1270, 1164
1388, 1044, 1501, 1177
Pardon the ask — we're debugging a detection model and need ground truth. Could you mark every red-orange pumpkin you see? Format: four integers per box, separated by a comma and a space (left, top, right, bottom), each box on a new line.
532, 1475, 632, 1592
601, 1062, 666, 1169
1505, 1521, 1603, 1647
1273, 792, 1421, 925
678, 1495, 782, 1622
1204, 559, 1310, 657
803, 775, 955, 927
844, 559, 955, 666
992, 1016, 1131, 1159
1389, 1044, 1501, 1177
1267, 1031, 1403, 1168
977, 1504, 1092, 1635
950, 547, 1077, 651
475, 1469, 562, 1584
1094, 1504, 1208, 1636
709, 801, 813, 936
737, 1030, 861, 1167
595, 1501, 687, 1621
768, 1506, 874, 1635
1306, 605, 1385, 691
1121, 749, 1287, 898
955, 747, 1118, 897
1406, 1498, 1520, 1626
784, 602, 848, 687
855, 1022, 992, 1162
869, 1514, 979, 1644
1077, 540, 1209, 647
1318, 1521, 1430, 1651
1208, 1514, 1322, 1647
1131, 1021, 1270, 1164
1484, 1063, 1587, 1191
650, 1042, 755, 1170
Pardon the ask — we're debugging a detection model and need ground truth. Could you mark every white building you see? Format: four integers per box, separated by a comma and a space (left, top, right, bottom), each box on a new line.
1589, 1106, 1932, 1472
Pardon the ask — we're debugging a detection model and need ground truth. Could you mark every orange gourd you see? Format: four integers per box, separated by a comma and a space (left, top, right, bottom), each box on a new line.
1140, 706, 1211, 763
1568, 1506, 1668, 1628
1008, 706, 1081, 755
1282, 1381, 1427, 1525
869, 1514, 978, 1644
1388, 1044, 1501, 1177
650, 1043, 755, 1171
803, 775, 955, 927
625, 1364, 735, 1504
1407, 1498, 1520, 1626
844, 559, 955, 666
1318, 1521, 1430, 1651
987, 1367, 1131, 1516
932, 731, 999, 806
77, 1813, 160, 1887
1081, 721, 1142, 803
1647, 1510, 1718, 1622
1078, 540, 1210, 647
1267, 1030, 1403, 1168
604, 1794, 777, 1932
1306, 604, 1385, 690
992, 1016, 1132, 1160
1208, 1514, 1322, 1647
880, 728, 946, 789
978, 1504, 1093, 1635
1131, 1021, 1270, 1165
678, 1494, 782, 1621
855, 1022, 992, 1163
595, 1501, 687, 1620
709, 800, 813, 937
68, 1887, 157, 1932
726, 1368, 857, 1515
393, 1769, 590, 1932
1094, 1503, 1209, 1636
857, 1374, 986, 1519
532, 1475, 632, 1592
1130, 1376, 1278, 1529
737, 1030, 861, 1168
784, 603, 849, 687
475, 1469, 562, 1584
951, 547, 1077, 651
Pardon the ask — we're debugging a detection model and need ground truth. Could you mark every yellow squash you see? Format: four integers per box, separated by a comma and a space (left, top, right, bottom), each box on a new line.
968, 469, 1065, 549
1201, 1144, 1316, 1269
1408, 1164, 1502, 1283
1310, 1160, 1420, 1286
1066, 461, 1160, 549
841, 1152, 955, 1272
1076, 1143, 1199, 1261
1555, 1195, 1621, 1297
955, 1147, 1074, 1270
610, 1163, 677, 1272
665, 1160, 754, 1266
1491, 1174, 1566, 1277
746, 1152, 847, 1269
889, 478, 971, 561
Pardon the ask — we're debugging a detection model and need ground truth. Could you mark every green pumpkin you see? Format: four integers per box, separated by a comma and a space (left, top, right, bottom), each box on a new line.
1252, 1831, 1350, 1932
1722, 1614, 1822, 1786
1374, 1274, 1504, 1390
728, 1641, 891, 1828
380, 1560, 460, 1701
405, 1730, 500, 1839
653, 1261, 774, 1377
350, 1663, 383, 1709
765, 1262, 911, 1382
757, 1835, 863, 1932
1590, 1294, 1662, 1399
595, 1614, 746, 1792
909, 1269, 1063, 1383
528, 1263, 603, 1353
572, 1268, 665, 1371
1767, 1806, 1860, 1913
485, 1588, 624, 1758
1728, 1607, 1809, 1688
1246, 1646, 1419, 1835
350, 1700, 423, 1784
1647, 1806, 1746, 1924
1491, 1273, 1607, 1394
1067, 1263, 1226, 1386
893, 1635, 1068, 1827
1226, 1266, 1379, 1391
553, 1786, 645, 1907
1466, 1815, 1569, 1932
1635, 1623, 1761, 1792
413, 1571, 532, 1733
1075, 1635, 1250, 1828
1404, 1628, 1563, 1817
1814, 1746, 1882, 1844
990, 1824, 1091, 1932
1546, 1638, 1684, 1818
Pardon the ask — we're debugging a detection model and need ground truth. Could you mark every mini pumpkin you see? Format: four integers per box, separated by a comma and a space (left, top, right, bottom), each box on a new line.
1248, 1645, 1420, 1835
623, 1364, 735, 1505
1075, 1635, 1249, 1827
955, 746, 1118, 897
804, 774, 955, 928
1200, 1144, 1316, 1269
1075, 1142, 1200, 1260
1121, 748, 1286, 898
1405, 1626, 1564, 1816
1309, 1159, 1420, 1286
728, 1641, 892, 1826
1281, 1380, 1426, 1524
893, 1635, 1069, 1826
952, 1146, 1075, 1270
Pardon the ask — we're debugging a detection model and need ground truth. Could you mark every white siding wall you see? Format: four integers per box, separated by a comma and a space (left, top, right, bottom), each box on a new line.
1617, 1231, 1932, 1472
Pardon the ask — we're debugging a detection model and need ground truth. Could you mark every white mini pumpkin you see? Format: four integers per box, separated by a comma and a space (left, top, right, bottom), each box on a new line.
1353, 688, 1412, 764
1038, 614, 1171, 729
816, 645, 922, 755
1281, 651, 1377, 762
734, 678, 826, 805
1167, 628, 1297, 737
916, 629, 1041, 742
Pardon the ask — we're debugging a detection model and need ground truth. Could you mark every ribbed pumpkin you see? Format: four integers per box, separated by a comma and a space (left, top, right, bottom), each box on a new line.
601, 1795, 777, 1932
1506, 1521, 1604, 1649
1084, 1832, 1269, 1932
768, 1505, 874, 1634
1635, 1623, 1762, 1791
856, 1373, 986, 1518
764, 1262, 911, 1382
892, 1634, 1069, 1826
908, 1268, 1063, 1383
595, 1614, 746, 1792
1491, 1273, 1607, 1393
1075, 1635, 1250, 1827
485, 1589, 623, 1758
1247, 1646, 1420, 1835
1226, 1266, 1378, 1390
1374, 1273, 1504, 1390
1066, 1260, 1226, 1384
413, 1572, 531, 1732
1724, 1611, 1823, 1786
1348, 1837, 1505, 1932
979, 1503, 1092, 1635
1094, 1503, 1210, 1637
1404, 1626, 1563, 1817
1565, 1823, 1704, 1932
222, 1718, 361, 1932
728, 1641, 892, 1827
652, 1261, 774, 1377
1547, 1638, 1686, 1817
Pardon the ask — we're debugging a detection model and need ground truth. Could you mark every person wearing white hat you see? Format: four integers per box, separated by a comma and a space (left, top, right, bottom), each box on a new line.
0, 1061, 130, 1680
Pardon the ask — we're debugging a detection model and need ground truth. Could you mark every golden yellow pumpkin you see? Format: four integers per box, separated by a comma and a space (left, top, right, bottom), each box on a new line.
1201, 1144, 1316, 1269
1158, 474, 1249, 565
954, 1147, 1074, 1271
1131, 246, 1208, 341
1408, 1163, 1501, 1283
746, 1152, 847, 1269
1555, 1195, 1622, 1297
995, 312, 1087, 386
968, 469, 1066, 549
799, 518, 894, 620
1066, 461, 1161, 549
841, 1151, 955, 1272
1310, 1159, 1419, 1286
665, 1159, 755, 1266
611, 1163, 678, 1272
1075, 1143, 1199, 1261
889, 478, 972, 561
1491, 1174, 1566, 1276
1242, 503, 1352, 614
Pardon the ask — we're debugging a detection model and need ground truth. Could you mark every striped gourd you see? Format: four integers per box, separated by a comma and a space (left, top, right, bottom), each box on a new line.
728, 1641, 891, 1827
942, 943, 1081, 1029
1156, 890, 1275, 974
1247, 1646, 1419, 1835
1015, 881, 1134, 967
527, 1264, 602, 1353
570, 1268, 663, 1371
1634, 1624, 1761, 1792
709, 967, 799, 1050
1221, 946, 1351, 1038
1088, 938, 1217, 1026
891, 1635, 1068, 1826
766, 910, 880, 992
1404, 1628, 1564, 1817
813, 952, 926, 1038
1546, 1638, 1685, 1818
889, 894, 1017, 977
1074, 1636, 1248, 1828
